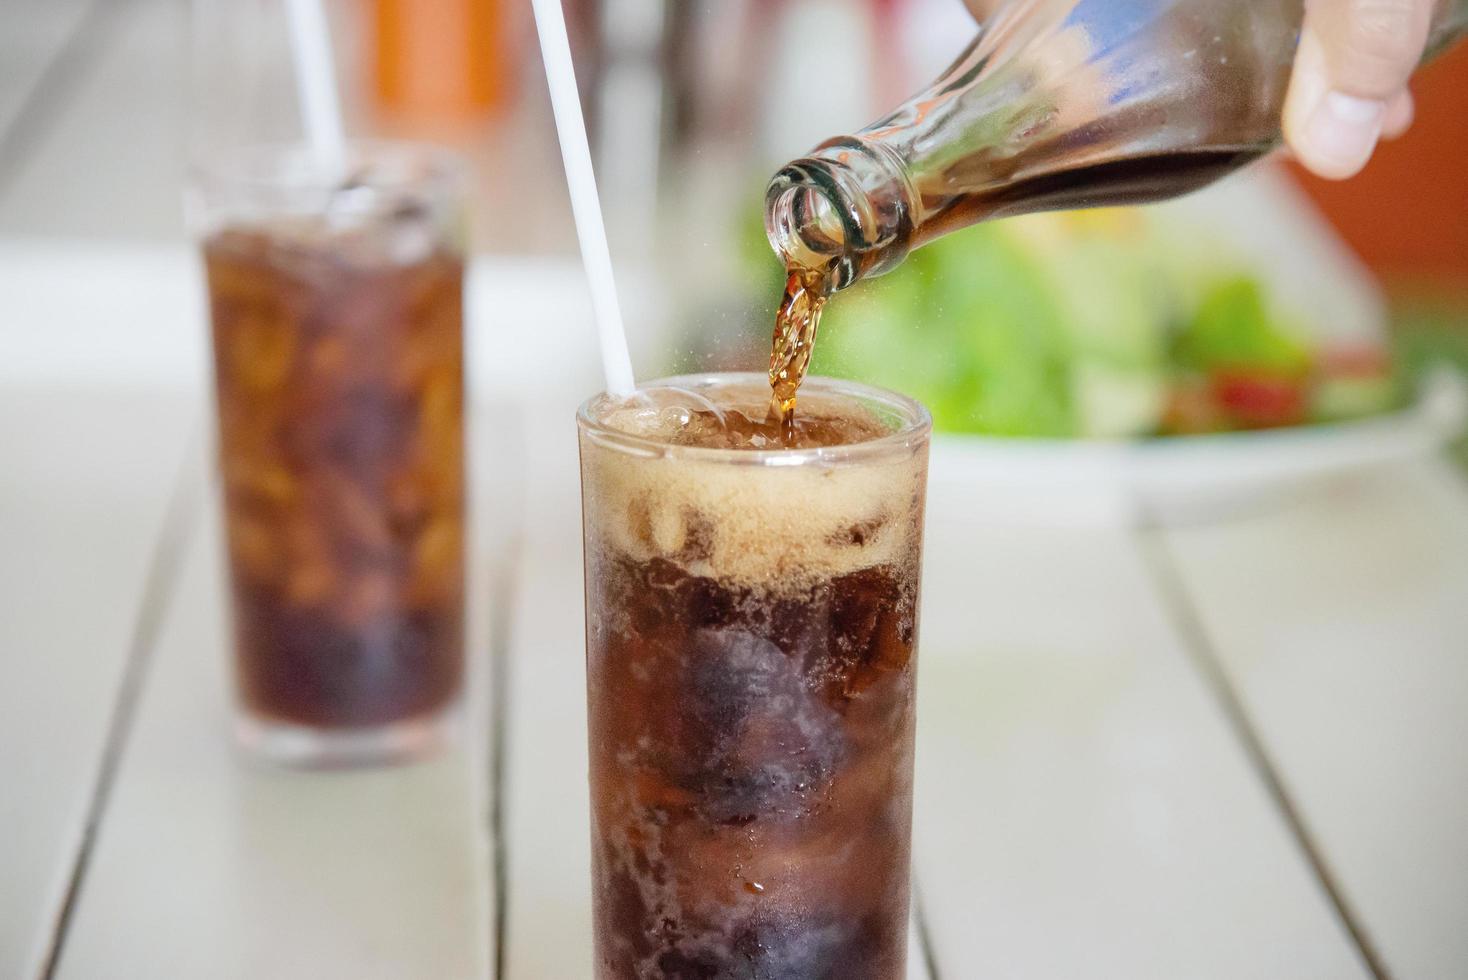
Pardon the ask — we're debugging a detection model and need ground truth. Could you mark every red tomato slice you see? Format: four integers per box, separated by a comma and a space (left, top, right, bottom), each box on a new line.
1210, 372, 1308, 429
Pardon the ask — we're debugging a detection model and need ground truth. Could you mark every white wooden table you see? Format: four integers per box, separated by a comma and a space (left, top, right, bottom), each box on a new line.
3, 242, 1468, 980
4, 3, 1468, 977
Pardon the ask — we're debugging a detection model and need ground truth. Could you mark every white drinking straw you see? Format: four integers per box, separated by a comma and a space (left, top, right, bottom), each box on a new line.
529, 0, 637, 398
283, 0, 347, 175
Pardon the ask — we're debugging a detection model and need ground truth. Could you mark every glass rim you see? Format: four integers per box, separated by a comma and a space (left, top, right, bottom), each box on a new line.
577, 372, 932, 466
187, 138, 468, 194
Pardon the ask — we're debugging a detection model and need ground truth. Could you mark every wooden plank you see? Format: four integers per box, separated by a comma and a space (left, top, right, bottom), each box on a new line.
0, 0, 187, 241
47, 386, 521, 976
498, 410, 594, 980
0, 238, 202, 978
48, 465, 496, 980
0, 242, 207, 391
0, 385, 196, 979
909, 476, 1371, 978
1159, 459, 1468, 979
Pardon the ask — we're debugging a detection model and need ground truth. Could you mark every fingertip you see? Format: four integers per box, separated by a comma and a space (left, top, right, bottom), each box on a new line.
1294, 91, 1385, 180
1382, 90, 1415, 140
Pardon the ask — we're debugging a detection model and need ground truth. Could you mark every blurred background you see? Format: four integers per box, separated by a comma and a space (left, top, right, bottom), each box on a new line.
3, 0, 1465, 445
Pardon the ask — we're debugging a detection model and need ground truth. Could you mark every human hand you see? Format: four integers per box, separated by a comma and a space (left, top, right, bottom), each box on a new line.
1283, 0, 1433, 179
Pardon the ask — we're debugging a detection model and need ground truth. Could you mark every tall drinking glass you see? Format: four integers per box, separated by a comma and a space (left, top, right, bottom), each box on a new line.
578, 374, 931, 978
191, 142, 467, 767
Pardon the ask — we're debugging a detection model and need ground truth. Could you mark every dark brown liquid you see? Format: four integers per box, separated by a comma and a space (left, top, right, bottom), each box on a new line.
915, 147, 1268, 242
768, 268, 834, 434
206, 227, 465, 728
585, 547, 919, 979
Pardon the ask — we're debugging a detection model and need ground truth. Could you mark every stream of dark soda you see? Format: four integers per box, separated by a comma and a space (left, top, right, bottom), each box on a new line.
767, 267, 834, 440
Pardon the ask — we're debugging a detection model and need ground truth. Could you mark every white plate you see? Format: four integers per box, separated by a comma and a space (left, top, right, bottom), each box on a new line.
929, 368, 1468, 526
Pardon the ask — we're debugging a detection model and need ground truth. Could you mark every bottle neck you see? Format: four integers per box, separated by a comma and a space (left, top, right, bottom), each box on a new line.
764, 137, 918, 292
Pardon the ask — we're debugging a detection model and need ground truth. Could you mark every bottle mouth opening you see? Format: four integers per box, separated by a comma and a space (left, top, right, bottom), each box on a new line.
769, 184, 847, 254
764, 170, 857, 288
764, 140, 914, 290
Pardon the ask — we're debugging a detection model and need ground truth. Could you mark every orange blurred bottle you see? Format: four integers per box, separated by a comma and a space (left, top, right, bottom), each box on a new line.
371, 0, 512, 119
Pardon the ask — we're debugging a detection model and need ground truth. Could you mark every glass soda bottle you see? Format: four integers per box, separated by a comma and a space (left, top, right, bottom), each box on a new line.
764, 0, 1468, 293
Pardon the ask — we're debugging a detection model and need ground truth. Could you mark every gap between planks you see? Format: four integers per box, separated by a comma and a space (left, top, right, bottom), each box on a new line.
487, 536, 522, 980
33, 440, 204, 980
488, 547, 518, 980
481, 405, 527, 980
912, 884, 943, 980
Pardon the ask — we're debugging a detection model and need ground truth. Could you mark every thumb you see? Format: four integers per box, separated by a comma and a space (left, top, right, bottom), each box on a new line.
1283, 0, 1432, 179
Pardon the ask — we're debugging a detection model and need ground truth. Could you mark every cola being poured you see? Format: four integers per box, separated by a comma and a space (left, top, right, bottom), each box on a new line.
768, 267, 834, 433
762, 0, 1468, 426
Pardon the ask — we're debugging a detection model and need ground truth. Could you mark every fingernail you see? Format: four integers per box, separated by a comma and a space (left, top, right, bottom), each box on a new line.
1303, 91, 1386, 177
